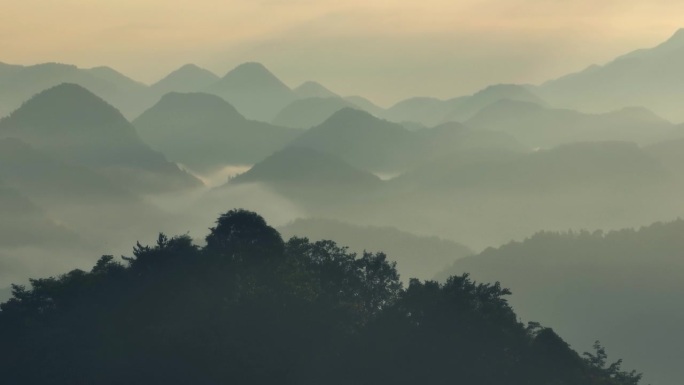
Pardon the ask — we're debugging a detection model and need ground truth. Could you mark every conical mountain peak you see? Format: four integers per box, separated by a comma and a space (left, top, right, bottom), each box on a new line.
151, 64, 219, 94
294, 81, 338, 99
220, 62, 290, 90
3, 83, 128, 130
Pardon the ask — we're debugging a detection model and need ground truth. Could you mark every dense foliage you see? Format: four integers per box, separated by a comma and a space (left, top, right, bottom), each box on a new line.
0, 210, 641, 384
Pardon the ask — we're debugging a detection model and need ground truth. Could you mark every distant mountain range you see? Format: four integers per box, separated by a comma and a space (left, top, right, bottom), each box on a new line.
539, 28, 684, 122
436, 219, 684, 385
0, 84, 201, 194
0, 62, 153, 120
227, 146, 382, 211
150, 64, 220, 97
382, 84, 545, 126
465, 99, 676, 148
134, 92, 301, 173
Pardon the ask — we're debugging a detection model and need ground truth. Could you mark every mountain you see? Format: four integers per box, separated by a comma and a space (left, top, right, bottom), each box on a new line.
289, 108, 526, 173
227, 147, 381, 210
150, 64, 219, 97
343, 95, 386, 117
436, 219, 684, 385
383, 84, 545, 126
0, 83, 201, 193
465, 99, 675, 148
383, 96, 459, 127
442, 84, 546, 122
272, 97, 355, 129
293, 81, 339, 99
231, 146, 380, 187
0, 62, 154, 119
539, 28, 684, 122
279, 217, 472, 281
289, 108, 413, 172
372, 141, 673, 249
207, 62, 295, 121
399, 141, 666, 192
134, 92, 301, 173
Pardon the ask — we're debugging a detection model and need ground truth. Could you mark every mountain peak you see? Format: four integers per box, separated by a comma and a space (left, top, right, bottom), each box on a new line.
151, 64, 219, 93
2, 83, 128, 130
224, 62, 275, 79
666, 28, 684, 44
294, 81, 338, 99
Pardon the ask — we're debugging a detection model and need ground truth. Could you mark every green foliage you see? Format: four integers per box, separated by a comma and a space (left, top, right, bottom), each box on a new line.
0, 210, 641, 385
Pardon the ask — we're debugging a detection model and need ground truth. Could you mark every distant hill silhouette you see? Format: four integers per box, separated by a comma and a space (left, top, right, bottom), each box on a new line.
227, 147, 381, 210
383, 84, 544, 126
231, 146, 380, 186
466, 99, 675, 148
207, 62, 295, 121
150, 64, 219, 97
293, 81, 339, 99
289, 108, 413, 172
279, 217, 472, 281
539, 28, 684, 122
289, 108, 526, 173
398, 141, 666, 192
0, 62, 154, 119
0, 84, 201, 193
436, 219, 684, 385
134, 92, 301, 172
272, 97, 355, 128
343, 95, 386, 117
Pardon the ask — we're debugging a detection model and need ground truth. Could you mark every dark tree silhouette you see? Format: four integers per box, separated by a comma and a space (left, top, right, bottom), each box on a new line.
0, 210, 642, 385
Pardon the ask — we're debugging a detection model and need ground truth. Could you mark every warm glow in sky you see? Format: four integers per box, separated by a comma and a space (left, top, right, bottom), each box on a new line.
1, 0, 683, 105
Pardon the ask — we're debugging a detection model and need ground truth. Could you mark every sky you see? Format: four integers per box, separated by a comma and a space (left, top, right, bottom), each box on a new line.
1, 0, 683, 105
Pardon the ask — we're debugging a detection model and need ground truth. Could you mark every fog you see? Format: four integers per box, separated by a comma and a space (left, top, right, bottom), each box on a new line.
3, 22, 684, 385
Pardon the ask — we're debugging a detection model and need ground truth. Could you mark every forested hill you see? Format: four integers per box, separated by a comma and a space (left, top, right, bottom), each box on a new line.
0, 210, 642, 385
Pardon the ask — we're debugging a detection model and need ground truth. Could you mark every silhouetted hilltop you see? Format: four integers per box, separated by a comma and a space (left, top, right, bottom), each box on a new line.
436, 219, 684, 385
231, 147, 380, 186
540, 28, 684, 122
150, 64, 219, 96
226, 147, 382, 211
443, 84, 546, 122
383, 84, 544, 126
207, 62, 295, 121
466, 99, 674, 148
279, 217, 472, 281
272, 97, 354, 128
0, 84, 200, 193
384, 96, 459, 127
0, 62, 153, 119
0, 210, 643, 385
290, 107, 413, 171
134, 92, 301, 172
293, 80, 339, 99
343, 95, 386, 116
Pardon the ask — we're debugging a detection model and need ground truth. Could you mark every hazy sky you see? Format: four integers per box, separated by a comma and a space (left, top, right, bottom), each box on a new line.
1, 0, 682, 105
